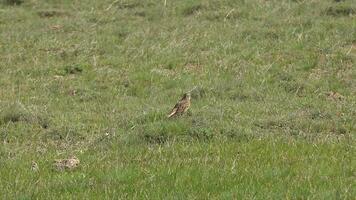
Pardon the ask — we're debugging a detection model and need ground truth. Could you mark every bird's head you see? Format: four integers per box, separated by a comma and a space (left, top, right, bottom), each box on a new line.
182, 93, 191, 100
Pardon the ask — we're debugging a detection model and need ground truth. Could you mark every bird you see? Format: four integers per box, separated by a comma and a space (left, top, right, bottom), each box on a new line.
31, 161, 39, 172
167, 93, 191, 118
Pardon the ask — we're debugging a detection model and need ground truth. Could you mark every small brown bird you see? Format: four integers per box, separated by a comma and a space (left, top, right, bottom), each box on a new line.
167, 93, 191, 118
31, 161, 39, 172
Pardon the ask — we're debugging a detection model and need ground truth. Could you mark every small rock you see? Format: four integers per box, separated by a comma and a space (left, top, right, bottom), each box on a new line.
53, 75, 64, 80
50, 25, 62, 30
53, 156, 80, 171
326, 91, 345, 101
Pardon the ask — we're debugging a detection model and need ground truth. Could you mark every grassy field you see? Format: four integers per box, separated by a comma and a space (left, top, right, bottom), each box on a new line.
0, 0, 355, 199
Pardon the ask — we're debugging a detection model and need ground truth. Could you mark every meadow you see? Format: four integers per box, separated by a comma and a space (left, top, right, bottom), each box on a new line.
0, 0, 355, 199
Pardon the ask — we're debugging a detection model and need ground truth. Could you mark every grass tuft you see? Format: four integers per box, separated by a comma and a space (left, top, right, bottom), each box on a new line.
1, 0, 23, 6
324, 5, 356, 17
0, 103, 49, 129
37, 10, 69, 18
182, 3, 205, 16
63, 65, 84, 75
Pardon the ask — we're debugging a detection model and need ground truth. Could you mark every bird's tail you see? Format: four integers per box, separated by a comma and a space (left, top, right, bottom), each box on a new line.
167, 112, 175, 118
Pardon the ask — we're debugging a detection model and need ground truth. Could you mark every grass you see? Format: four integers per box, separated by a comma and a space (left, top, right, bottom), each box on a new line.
0, 0, 355, 199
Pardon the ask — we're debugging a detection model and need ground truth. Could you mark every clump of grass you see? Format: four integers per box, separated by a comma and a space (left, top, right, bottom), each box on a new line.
0, 103, 49, 129
63, 65, 83, 75
0, 103, 27, 124
37, 10, 69, 18
190, 86, 208, 100
181, 3, 204, 16
188, 127, 214, 141
143, 133, 169, 144
36, 115, 50, 129
117, 2, 141, 9
1, 0, 23, 6
324, 5, 355, 17
134, 11, 146, 17
141, 122, 177, 145
135, 111, 165, 124
139, 115, 221, 144
42, 128, 84, 144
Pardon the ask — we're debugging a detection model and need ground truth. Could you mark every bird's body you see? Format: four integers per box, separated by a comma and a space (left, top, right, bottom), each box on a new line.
168, 93, 191, 118
31, 161, 39, 172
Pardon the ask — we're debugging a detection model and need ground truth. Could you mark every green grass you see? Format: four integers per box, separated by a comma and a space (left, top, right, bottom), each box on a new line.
0, 0, 355, 199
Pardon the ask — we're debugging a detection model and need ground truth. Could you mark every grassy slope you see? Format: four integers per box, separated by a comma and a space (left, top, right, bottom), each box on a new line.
0, 0, 355, 199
